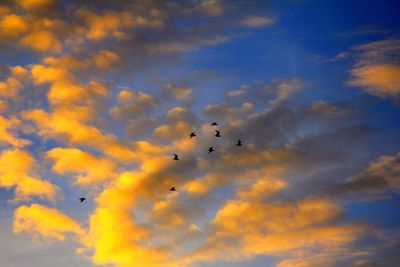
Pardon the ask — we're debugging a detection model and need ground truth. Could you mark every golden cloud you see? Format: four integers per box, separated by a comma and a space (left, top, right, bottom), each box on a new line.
81, 171, 182, 267
77, 9, 134, 40
46, 147, 118, 186
17, 0, 58, 11
189, 198, 359, 263
21, 30, 62, 53
0, 116, 30, 147
0, 65, 29, 99
93, 50, 120, 69
349, 64, 400, 97
349, 38, 400, 98
0, 14, 29, 37
0, 149, 60, 202
13, 203, 84, 241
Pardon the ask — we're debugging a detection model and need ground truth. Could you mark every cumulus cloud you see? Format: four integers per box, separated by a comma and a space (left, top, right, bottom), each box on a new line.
163, 84, 193, 101
13, 203, 84, 241
46, 147, 118, 186
0, 149, 60, 202
189, 197, 358, 263
0, 115, 30, 147
0, 65, 29, 99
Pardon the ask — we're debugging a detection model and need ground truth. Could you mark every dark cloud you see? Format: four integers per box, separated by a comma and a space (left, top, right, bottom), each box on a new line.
333, 152, 400, 197
0, 64, 11, 80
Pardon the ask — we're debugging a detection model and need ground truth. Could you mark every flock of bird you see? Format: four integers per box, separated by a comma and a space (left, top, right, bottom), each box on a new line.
170, 122, 242, 192
79, 122, 242, 202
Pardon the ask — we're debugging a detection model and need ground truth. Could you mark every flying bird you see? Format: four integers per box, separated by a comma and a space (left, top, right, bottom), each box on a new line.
215, 130, 221, 137
211, 122, 218, 126
173, 154, 179, 160
236, 139, 242, 146
208, 147, 215, 153
170, 187, 176, 191
189, 132, 196, 138
79, 197, 86, 202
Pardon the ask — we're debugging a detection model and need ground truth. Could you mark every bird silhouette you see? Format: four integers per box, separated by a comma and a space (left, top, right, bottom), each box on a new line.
236, 139, 242, 146
208, 147, 215, 153
170, 187, 176, 191
173, 154, 179, 160
215, 130, 221, 137
189, 132, 196, 138
211, 122, 218, 126
79, 197, 86, 202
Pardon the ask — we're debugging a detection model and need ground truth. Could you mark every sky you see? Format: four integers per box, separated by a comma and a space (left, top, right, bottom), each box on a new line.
0, 0, 399, 266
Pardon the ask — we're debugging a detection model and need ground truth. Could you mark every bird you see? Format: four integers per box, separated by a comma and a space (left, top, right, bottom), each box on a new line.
215, 130, 221, 137
211, 122, 218, 126
208, 147, 215, 153
79, 197, 86, 202
173, 154, 179, 160
236, 139, 242, 146
170, 187, 176, 191
189, 132, 196, 138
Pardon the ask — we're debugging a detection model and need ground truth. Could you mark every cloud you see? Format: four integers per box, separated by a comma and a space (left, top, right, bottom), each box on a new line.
189, 197, 358, 263
349, 64, 400, 97
0, 65, 29, 99
81, 170, 190, 267
17, 0, 58, 12
0, 2, 398, 267
21, 30, 63, 53
46, 147, 118, 186
93, 50, 120, 69
110, 89, 158, 122
334, 151, 400, 197
348, 38, 400, 99
0, 14, 29, 37
0, 149, 60, 202
200, 0, 224, 16
76, 8, 134, 40
13, 204, 84, 241
0, 115, 31, 147
163, 84, 193, 101
240, 16, 276, 27
23, 108, 139, 162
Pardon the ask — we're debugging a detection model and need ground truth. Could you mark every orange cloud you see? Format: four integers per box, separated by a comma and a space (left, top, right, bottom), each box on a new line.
13, 203, 84, 241
21, 30, 62, 53
93, 50, 121, 69
0, 14, 29, 37
0, 6, 11, 15
17, 0, 58, 11
43, 55, 90, 70
349, 64, 400, 97
190, 198, 358, 262
0, 116, 31, 147
349, 38, 400, 98
241, 16, 276, 27
237, 177, 287, 201
46, 147, 118, 186
23, 108, 137, 162
164, 84, 193, 100
31, 64, 71, 85
82, 171, 182, 267
77, 9, 133, 40
0, 65, 29, 99
0, 149, 60, 202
